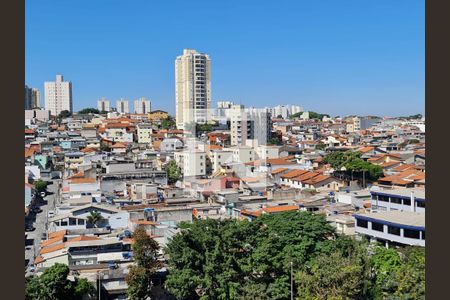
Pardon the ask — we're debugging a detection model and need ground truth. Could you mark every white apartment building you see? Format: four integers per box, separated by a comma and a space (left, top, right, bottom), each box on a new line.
266, 105, 303, 119
136, 123, 153, 144
44, 75, 73, 116
116, 99, 130, 114
134, 97, 151, 114
175, 49, 211, 129
210, 150, 234, 173
97, 98, 111, 112
256, 145, 280, 160
230, 105, 272, 146
174, 151, 206, 177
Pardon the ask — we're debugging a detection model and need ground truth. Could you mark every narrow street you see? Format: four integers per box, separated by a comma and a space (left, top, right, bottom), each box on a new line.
25, 179, 60, 277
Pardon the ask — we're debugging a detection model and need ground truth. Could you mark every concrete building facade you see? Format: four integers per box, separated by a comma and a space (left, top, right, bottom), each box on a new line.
134, 97, 151, 114
44, 75, 73, 116
116, 99, 129, 114
175, 49, 211, 129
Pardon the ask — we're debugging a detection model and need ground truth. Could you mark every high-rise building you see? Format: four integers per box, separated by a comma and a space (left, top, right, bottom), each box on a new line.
116, 98, 129, 114
134, 97, 151, 114
25, 85, 33, 110
44, 74, 73, 116
175, 49, 211, 129
31, 88, 40, 108
97, 98, 111, 112
230, 105, 272, 146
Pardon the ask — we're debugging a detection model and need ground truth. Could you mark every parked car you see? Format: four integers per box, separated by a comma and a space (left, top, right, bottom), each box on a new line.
25, 224, 35, 232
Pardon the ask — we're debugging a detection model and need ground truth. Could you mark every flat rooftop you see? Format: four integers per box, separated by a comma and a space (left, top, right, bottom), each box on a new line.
354, 211, 425, 229
371, 188, 425, 200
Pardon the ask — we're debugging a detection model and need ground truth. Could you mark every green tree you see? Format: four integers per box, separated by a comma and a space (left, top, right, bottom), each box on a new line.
165, 211, 336, 300
161, 115, 176, 129
126, 227, 161, 299
78, 108, 100, 114
86, 211, 104, 228
166, 160, 182, 185
296, 251, 368, 300
34, 179, 48, 193
100, 141, 111, 152
268, 137, 281, 145
324, 150, 384, 181
25, 263, 94, 300
58, 110, 72, 119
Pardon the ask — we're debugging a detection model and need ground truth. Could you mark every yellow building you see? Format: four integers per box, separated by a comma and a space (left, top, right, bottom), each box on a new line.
148, 110, 169, 122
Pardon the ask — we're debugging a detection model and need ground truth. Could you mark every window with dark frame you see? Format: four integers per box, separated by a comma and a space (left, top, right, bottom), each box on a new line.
404, 228, 420, 239
388, 225, 401, 236
371, 222, 384, 232
356, 219, 368, 228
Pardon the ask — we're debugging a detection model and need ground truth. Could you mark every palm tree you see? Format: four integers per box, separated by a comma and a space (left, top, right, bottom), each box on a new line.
87, 211, 104, 228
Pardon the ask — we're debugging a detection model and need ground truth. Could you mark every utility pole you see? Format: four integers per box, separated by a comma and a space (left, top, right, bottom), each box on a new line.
290, 261, 294, 300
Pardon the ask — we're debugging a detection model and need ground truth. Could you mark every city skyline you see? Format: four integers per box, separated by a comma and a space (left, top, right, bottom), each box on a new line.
26, 1, 424, 116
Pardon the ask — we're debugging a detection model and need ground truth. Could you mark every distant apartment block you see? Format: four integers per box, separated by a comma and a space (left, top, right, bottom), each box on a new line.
116, 99, 129, 114
44, 75, 73, 116
97, 98, 111, 112
134, 97, 151, 114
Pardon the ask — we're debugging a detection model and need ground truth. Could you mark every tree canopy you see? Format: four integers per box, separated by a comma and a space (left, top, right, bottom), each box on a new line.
78, 108, 100, 114
57, 110, 72, 119
25, 263, 95, 300
34, 179, 48, 193
166, 160, 182, 185
164, 212, 425, 300
126, 227, 161, 299
323, 150, 384, 181
161, 115, 176, 129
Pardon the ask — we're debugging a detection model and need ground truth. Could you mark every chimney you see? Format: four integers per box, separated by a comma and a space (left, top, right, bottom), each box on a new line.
410, 191, 415, 212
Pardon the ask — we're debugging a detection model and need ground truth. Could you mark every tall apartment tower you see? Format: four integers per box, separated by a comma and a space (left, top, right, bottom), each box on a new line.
31, 88, 41, 108
97, 98, 111, 112
175, 49, 211, 129
25, 85, 33, 110
116, 98, 129, 114
134, 97, 151, 114
44, 74, 73, 116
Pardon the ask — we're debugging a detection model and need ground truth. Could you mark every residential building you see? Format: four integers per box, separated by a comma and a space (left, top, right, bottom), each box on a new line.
136, 123, 153, 144
174, 151, 206, 177
134, 97, 151, 114
25, 85, 33, 110
148, 110, 169, 122
97, 98, 111, 112
354, 211, 425, 247
175, 49, 211, 128
230, 105, 271, 146
44, 74, 73, 116
116, 99, 129, 114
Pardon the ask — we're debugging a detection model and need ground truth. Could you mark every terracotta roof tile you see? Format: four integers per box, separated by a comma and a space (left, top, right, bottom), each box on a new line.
263, 205, 299, 213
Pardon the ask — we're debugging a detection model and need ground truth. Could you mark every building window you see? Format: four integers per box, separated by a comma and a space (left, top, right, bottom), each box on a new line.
356, 219, 368, 228
371, 222, 384, 232
404, 229, 420, 239
417, 201, 425, 208
378, 195, 389, 202
391, 197, 402, 204
403, 198, 411, 206
61, 221, 68, 226
78, 219, 85, 225
421, 231, 425, 240
388, 226, 401, 236
69, 218, 77, 225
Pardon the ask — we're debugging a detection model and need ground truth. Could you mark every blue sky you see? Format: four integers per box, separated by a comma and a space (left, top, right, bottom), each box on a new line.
26, 0, 424, 117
